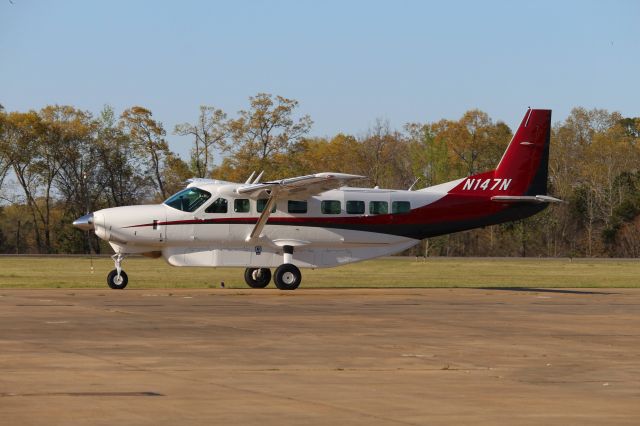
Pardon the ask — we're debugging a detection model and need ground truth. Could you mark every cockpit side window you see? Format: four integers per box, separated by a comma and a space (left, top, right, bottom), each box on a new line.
205, 198, 228, 214
164, 188, 211, 212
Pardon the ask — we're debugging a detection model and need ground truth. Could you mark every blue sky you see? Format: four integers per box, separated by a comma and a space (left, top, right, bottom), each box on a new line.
1, 0, 639, 159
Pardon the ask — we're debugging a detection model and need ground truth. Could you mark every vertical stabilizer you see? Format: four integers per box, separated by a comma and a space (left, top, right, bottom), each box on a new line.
494, 108, 552, 196
447, 108, 552, 197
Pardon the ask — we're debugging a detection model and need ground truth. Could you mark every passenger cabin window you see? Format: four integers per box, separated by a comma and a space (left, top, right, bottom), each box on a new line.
346, 200, 365, 214
321, 200, 341, 214
234, 199, 250, 213
288, 200, 307, 214
257, 199, 276, 213
369, 201, 388, 215
205, 198, 228, 213
392, 201, 411, 214
164, 188, 211, 212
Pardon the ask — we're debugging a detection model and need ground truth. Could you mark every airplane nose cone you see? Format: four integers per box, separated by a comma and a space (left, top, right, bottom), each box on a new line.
73, 213, 94, 231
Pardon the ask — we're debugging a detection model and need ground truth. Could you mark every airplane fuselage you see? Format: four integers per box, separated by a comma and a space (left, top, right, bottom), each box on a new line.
92, 178, 545, 269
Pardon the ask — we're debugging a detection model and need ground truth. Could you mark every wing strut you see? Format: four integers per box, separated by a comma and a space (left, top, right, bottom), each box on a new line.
247, 191, 279, 241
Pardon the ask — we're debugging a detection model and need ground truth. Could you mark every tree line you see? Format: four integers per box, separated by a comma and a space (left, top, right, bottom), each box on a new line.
1, 95, 639, 257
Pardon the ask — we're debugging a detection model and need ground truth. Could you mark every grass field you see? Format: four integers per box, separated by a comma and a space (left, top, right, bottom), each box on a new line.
0, 255, 639, 289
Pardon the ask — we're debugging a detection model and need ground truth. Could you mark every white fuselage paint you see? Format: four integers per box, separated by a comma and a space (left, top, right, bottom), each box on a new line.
93, 180, 461, 269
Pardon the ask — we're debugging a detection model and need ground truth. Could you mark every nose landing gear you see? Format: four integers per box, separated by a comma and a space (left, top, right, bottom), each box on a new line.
107, 253, 128, 289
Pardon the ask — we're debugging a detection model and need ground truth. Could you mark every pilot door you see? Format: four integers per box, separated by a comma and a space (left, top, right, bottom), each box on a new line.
197, 197, 230, 244
166, 196, 230, 245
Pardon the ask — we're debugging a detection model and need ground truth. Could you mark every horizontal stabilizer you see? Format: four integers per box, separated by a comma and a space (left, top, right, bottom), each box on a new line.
491, 195, 563, 204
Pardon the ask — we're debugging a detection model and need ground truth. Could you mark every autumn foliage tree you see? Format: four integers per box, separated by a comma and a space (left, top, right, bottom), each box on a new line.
218, 93, 313, 180
119, 106, 173, 199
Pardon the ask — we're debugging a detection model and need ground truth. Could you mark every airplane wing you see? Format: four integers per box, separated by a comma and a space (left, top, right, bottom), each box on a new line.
236, 172, 365, 200
237, 172, 366, 241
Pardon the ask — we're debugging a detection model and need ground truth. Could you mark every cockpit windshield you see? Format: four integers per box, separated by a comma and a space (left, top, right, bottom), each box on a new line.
164, 187, 211, 212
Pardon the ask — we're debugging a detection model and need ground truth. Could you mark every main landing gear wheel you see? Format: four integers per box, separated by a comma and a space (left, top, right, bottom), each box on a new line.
244, 268, 271, 288
107, 269, 128, 289
274, 264, 302, 290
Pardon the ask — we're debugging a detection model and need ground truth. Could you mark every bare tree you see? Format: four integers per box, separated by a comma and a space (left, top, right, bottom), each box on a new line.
175, 106, 228, 178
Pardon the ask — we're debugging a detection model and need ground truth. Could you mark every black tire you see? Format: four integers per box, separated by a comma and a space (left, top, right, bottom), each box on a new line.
244, 268, 271, 288
107, 269, 128, 289
274, 264, 302, 290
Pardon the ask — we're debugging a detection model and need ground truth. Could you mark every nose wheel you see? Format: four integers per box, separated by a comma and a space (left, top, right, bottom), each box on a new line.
107, 269, 128, 289
107, 253, 128, 289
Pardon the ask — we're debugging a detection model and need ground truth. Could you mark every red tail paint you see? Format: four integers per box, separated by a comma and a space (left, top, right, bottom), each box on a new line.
449, 109, 552, 197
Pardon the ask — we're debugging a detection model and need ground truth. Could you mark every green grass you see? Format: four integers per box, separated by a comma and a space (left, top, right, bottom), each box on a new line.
0, 256, 639, 289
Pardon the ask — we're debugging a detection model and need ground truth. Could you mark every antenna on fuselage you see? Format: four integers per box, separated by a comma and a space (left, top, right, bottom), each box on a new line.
253, 171, 264, 184
245, 171, 256, 184
408, 177, 421, 191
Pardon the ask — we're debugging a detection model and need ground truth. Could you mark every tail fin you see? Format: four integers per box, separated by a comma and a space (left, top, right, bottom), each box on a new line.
495, 108, 551, 195
448, 108, 552, 197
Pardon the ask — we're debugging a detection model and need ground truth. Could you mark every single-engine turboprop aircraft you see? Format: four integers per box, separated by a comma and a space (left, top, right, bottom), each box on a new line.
73, 108, 559, 290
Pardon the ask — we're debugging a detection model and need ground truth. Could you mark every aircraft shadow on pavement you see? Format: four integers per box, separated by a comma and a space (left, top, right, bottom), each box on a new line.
479, 287, 618, 295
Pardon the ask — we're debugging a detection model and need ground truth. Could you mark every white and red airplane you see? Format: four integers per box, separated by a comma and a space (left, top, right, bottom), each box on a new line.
74, 108, 559, 290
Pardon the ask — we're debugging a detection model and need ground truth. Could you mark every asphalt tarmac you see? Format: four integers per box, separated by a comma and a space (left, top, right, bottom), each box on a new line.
0, 288, 638, 425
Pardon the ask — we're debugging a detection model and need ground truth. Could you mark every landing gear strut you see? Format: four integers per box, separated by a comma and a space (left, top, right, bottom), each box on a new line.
107, 253, 128, 289
244, 268, 271, 288
273, 246, 301, 290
